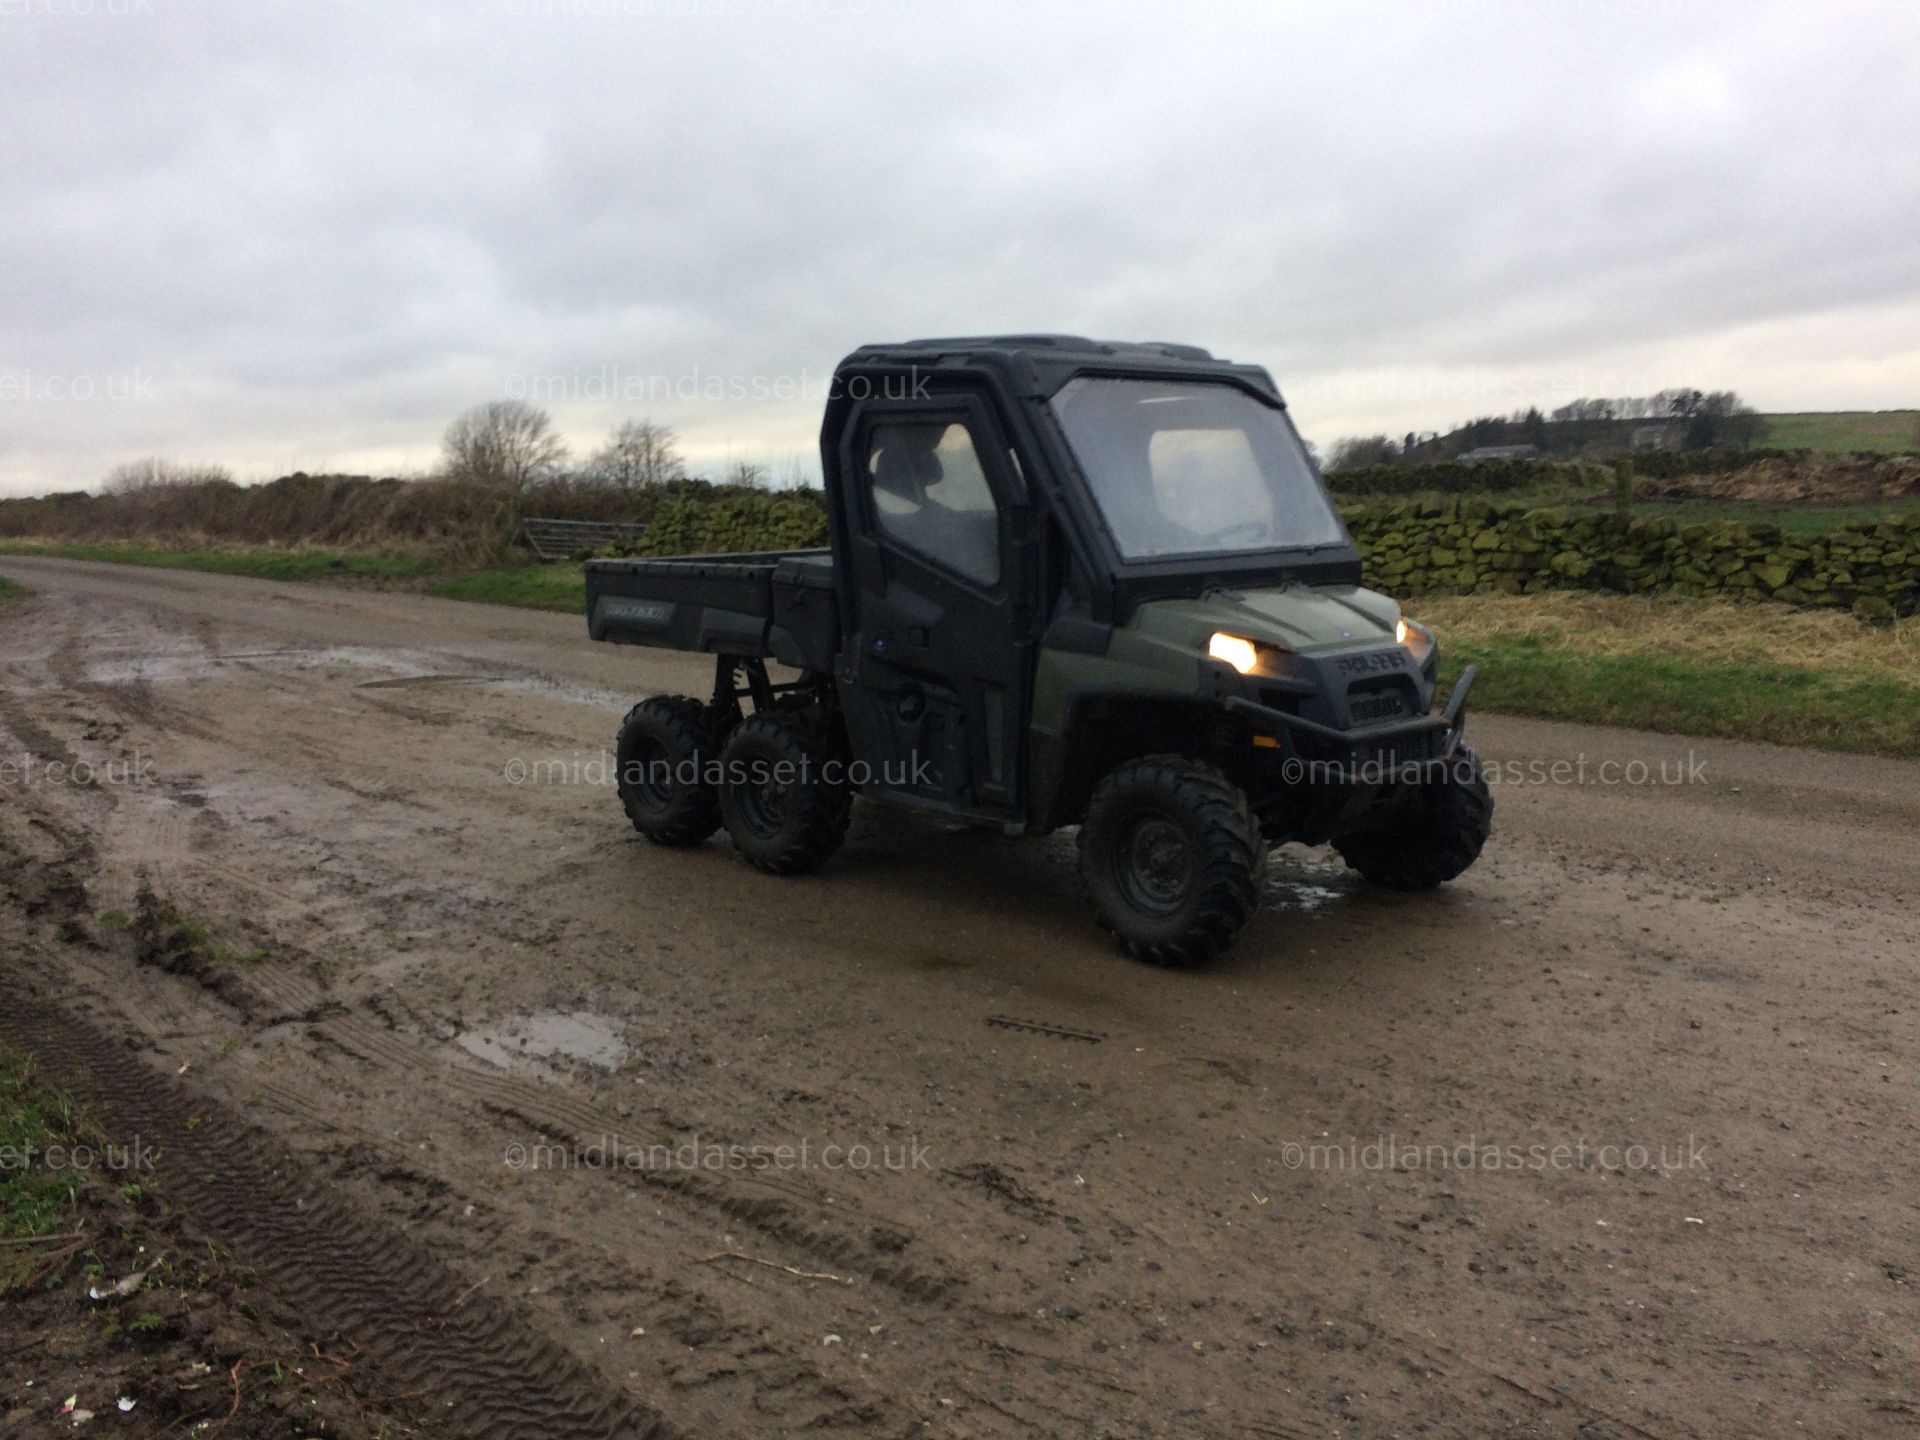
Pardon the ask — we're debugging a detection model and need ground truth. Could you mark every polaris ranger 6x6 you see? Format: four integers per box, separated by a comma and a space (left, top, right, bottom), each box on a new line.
585, 335, 1491, 965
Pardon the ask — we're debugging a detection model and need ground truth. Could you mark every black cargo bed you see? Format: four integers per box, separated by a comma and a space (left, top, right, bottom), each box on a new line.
585, 550, 839, 671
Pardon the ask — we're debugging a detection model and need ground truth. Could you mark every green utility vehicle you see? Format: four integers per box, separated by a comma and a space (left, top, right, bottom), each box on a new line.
586, 336, 1490, 964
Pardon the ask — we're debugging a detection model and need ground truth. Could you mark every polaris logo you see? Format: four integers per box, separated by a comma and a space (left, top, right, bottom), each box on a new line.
1336, 649, 1407, 676
599, 597, 672, 626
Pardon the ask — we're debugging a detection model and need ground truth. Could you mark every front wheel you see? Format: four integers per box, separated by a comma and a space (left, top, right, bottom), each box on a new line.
1334, 744, 1493, 890
1078, 756, 1265, 967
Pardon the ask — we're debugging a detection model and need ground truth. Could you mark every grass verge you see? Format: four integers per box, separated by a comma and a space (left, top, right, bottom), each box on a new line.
426, 562, 586, 612
0, 1051, 84, 1289
1422, 593, 1920, 758
0, 574, 27, 603
0, 539, 435, 581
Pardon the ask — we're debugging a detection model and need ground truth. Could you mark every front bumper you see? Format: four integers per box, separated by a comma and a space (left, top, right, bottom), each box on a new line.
1222, 664, 1477, 786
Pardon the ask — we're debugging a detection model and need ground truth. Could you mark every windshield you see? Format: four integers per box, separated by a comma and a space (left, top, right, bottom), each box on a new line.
1049, 377, 1347, 560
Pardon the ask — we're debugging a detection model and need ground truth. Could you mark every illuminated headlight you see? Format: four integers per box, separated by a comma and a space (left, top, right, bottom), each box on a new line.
1396, 615, 1436, 663
1208, 632, 1294, 677
1208, 632, 1261, 675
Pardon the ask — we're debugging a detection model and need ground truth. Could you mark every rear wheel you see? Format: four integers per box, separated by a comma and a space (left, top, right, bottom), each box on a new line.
1078, 756, 1265, 967
1334, 744, 1493, 890
614, 696, 722, 846
716, 711, 853, 874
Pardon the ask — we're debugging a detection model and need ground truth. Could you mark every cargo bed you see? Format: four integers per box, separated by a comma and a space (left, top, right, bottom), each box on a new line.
585, 550, 839, 672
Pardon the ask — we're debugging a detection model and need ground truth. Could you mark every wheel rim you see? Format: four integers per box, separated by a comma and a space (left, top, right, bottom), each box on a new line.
1118, 814, 1192, 916
735, 765, 790, 838
622, 735, 674, 813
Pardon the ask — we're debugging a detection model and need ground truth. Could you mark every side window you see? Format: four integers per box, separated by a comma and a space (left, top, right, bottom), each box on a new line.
861, 419, 1002, 585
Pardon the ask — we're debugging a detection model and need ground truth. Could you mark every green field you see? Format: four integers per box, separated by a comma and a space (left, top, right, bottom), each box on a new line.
1758, 410, 1920, 454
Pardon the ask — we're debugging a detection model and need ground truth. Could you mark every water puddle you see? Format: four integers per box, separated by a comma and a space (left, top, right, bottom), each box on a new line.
486, 673, 632, 712
1268, 879, 1347, 913
1264, 854, 1355, 915
85, 645, 436, 687
83, 644, 629, 712
454, 1010, 631, 1071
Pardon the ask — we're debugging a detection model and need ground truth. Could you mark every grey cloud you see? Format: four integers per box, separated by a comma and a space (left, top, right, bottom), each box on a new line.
3, 0, 1917, 491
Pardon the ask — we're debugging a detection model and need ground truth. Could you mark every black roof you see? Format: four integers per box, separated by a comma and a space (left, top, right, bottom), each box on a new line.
836, 335, 1281, 403
848, 334, 1215, 363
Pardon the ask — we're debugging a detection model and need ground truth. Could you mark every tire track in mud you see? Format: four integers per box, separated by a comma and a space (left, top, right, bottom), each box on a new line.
2, 675, 969, 1326
0, 988, 675, 1440
262, 963, 968, 1303
105, 887, 975, 1309
79, 897, 960, 1432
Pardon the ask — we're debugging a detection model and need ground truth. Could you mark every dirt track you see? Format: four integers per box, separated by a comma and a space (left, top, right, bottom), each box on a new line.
2, 554, 1916, 1438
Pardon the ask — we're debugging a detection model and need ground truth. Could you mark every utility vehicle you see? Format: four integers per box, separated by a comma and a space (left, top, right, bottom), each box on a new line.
585, 336, 1491, 964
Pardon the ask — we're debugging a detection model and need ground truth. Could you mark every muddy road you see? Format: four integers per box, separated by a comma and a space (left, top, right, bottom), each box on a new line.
2, 555, 1915, 1438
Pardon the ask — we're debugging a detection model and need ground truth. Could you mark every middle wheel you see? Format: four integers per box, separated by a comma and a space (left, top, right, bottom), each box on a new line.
716, 710, 854, 874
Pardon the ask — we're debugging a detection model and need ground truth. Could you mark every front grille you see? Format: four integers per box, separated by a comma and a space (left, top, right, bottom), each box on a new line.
1348, 690, 1409, 724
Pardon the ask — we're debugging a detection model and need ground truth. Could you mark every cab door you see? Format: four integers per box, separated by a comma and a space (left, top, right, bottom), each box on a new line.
835, 391, 1035, 820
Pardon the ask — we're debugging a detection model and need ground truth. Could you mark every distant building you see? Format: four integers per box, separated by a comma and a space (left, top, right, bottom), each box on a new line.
1631, 423, 1680, 451
1456, 444, 1540, 463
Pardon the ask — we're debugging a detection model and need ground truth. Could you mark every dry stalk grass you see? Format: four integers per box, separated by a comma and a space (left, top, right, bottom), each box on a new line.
1415, 592, 1920, 679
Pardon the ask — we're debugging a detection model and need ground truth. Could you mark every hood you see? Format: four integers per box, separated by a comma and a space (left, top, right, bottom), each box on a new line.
1139, 583, 1400, 653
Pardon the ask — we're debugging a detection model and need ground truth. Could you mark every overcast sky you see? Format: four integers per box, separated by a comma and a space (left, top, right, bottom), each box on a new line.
4, 0, 1918, 495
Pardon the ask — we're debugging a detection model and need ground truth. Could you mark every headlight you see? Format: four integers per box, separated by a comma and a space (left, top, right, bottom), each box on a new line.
1208, 632, 1260, 675
1396, 615, 1436, 663
1208, 632, 1294, 677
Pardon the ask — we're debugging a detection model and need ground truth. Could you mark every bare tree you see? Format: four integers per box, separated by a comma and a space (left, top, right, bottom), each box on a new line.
584, 419, 683, 490
1550, 398, 1617, 423
724, 459, 770, 488
771, 453, 820, 491
1662, 389, 1707, 420
103, 457, 233, 493
442, 400, 568, 491
1325, 435, 1400, 471
1701, 392, 1762, 448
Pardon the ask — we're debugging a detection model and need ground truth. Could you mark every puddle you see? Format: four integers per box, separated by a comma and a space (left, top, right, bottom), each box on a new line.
86, 645, 439, 687
1268, 879, 1347, 913
1264, 853, 1355, 915
487, 673, 632, 712
455, 1010, 631, 1071
82, 644, 630, 712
